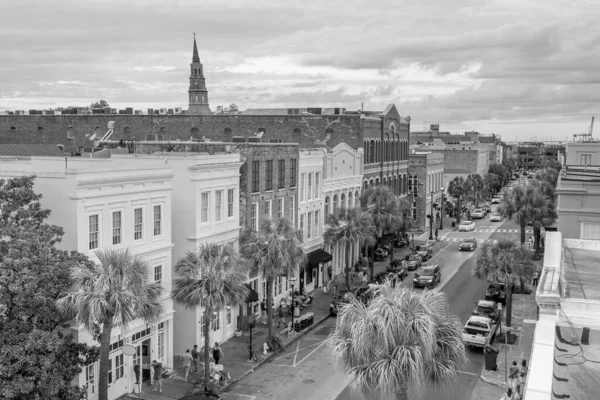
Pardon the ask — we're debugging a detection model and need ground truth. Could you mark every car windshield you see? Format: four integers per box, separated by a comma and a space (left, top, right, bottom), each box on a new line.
464, 327, 489, 335
462, 238, 476, 243
417, 268, 434, 276
474, 209, 483, 213
475, 306, 494, 314
461, 221, 472, 225
491, 213, 500, 217
408, 255, 421, 261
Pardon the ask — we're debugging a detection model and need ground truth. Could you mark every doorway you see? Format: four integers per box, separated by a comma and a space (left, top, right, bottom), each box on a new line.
141, 338, 151, 382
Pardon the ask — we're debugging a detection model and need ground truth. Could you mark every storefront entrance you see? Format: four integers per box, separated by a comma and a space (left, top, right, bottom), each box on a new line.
304, 249, 332, 293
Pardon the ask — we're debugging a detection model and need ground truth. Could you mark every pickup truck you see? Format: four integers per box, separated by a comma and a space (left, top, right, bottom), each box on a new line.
462, 316, 498, 349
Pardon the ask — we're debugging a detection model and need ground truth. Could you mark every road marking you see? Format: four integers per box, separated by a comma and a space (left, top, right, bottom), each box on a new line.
293, 342, 299, 366
458, 370, 479, 376
437, 267, 461, 292
221, 394, 257, 400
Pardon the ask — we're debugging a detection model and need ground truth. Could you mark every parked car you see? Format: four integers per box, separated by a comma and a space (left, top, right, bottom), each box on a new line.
386, 260, 408, 279
374, 247, 388, 261
415, 244, 433, 261
413, 264, 441, 289
491, 196, 502, 204
482, 204, 491, 214
330, 290, 355, 316
472, 300, 501, 324
485, 281, 506, 304
458, 220, 476, 232
394, 236, 409, 248
459, 237, 478, 251
462, 316, 498, 349
405, 254, 423, 271
490, 212, 502, 222
471, 209, 485, 219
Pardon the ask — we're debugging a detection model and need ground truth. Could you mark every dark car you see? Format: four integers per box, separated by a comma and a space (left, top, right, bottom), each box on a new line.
413, 264, 441, 289
405, 254, 423, 271
485, 282, 506, 304
394, 236, 409, 248
386, 260, 408, 279
330, 290, 355, 316
414, 244, 433, 261
472, 300, 501, 324
374, 247, 388, 261
459, 237, 478, 251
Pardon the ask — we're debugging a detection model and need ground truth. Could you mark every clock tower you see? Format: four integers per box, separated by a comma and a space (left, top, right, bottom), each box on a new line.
188, 34, 212, 115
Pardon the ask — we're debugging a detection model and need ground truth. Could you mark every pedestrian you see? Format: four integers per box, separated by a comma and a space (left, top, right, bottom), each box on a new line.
501, 387, 515, 400
328, 264, 333, 281
362, 254, 369, 268
361, 271, 368, 285
182, 349, 193, 382
212, 342, 224, 365
333, 279, 339, 297
528, 236, 533, 249
357, 270, 364, 284
191, 344, 200, 372
294, 300, 300, 319
435, 228, 439, 241
519, 359, 528, 394
509, 360, 520, 392
151, 360, 163, 394
532, 269, 539, 286
260, 299, 267, 324
277, 303, 286, 328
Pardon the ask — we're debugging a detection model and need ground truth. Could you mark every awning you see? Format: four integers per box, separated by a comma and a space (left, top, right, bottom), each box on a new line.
307, 249, 333, 266
244, 283, 259, 303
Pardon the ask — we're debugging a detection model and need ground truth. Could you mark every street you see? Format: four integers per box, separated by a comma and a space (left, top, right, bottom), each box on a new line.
222, 208, 531, 400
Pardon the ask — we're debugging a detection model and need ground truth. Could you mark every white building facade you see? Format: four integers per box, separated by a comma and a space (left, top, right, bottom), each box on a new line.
322, 144, 364, 278
0, 155, 175, 400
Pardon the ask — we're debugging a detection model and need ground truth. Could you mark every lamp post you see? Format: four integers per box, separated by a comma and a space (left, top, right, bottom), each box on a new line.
439, 186, 445, 230
289, 276, 297, 332
428, 190, 434, 241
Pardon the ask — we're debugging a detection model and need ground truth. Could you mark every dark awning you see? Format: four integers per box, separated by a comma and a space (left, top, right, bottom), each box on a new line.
244, 284, 259, 303
307, 249, 333, 266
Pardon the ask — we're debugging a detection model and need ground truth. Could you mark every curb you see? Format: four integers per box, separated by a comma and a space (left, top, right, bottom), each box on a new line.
479, 374, 507, 388
218, 313, 332, 393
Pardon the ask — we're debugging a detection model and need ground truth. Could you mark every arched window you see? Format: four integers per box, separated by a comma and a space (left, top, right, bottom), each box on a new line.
224, 127, 232, 135
370, 179, 375, 187
201, 95, 205, 102
375, 178, 380, 186
194, 95, 199, 102
325, 196, 330, 216
369, 140, 375, 164
341, 193, 346, 210
355, 191, 360, 206
333, 195, 338, 215
294, 128, 301, 135
348, 192, 353, 208
326, 127, 334, 134
383, 177, 387, 187
364, 180, 369, 190
191, 127, 199, 135
258, 128, 266, 134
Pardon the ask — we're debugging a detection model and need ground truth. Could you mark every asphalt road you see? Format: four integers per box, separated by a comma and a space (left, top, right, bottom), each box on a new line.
222, 204, 530, 400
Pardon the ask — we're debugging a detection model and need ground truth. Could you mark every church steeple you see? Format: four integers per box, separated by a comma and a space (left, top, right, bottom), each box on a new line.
188, 33, 211, 115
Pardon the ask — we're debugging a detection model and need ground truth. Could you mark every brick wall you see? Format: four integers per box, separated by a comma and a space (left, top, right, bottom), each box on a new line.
441, 149, 487, 175
0, 114, 362, 150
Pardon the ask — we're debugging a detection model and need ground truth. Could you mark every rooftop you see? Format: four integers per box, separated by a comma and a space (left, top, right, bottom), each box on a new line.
560, 166, 600, 183
562, 246, 600, 301
0, 144, 64, 157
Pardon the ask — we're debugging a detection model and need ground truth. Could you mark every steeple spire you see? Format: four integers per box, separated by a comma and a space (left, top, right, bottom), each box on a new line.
192, 33, 200, 63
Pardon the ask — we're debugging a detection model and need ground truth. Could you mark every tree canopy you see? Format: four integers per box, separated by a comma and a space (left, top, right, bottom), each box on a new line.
0, 176, 98, 400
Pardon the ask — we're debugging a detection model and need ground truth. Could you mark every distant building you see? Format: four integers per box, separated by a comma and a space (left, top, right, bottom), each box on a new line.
408, 151, 445, 230
187, 36, 211, 115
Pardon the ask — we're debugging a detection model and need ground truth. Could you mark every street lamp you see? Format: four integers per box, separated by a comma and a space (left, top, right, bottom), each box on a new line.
429, 190, 434, 241
288, 276, 297, 332
439, 186, 445, 230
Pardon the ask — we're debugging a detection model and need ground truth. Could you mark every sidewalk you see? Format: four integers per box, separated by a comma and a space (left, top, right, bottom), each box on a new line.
470, 292, 538, 400
120, 279, 335, 400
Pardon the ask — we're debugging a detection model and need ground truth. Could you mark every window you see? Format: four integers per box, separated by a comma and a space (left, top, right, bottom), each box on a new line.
278, 198, 284, 219
134, 208, 143, 240
278, 276, 283, 295
201, 192, 209, 223
158, 330, 165, 360
308, 173, 312, 200
227, 189, 234, 218
154, 265, 162, 284
112, 211, 121, 245
300, 173, 306, 201
290, 159, 297, 187
108, 358, 112, 385
307, 211, 312, 239
252, 161, 260, 193
274, 277, 280, 296
86, 364, 95, 396
278, 160, 285, 189
315, 172, 320, 198
355, 191, 359, 206
289, 196, 295, 225
212, 312, 221, 331
215, 190, 222, 222
226, 307, 232, 325
153, 205, 162, 236
300, 214, 305, 238
88, 214, 99, 250
324, 196, 330, 216
348, 192, 353, 208
251, 203, 258, 230
341, 193, 346, 210
115, 354, 124, 381
266, 160, 273, 191
581, 222, 600, 240
264, 200, 271, 217
315, 211, 320, 237
581, 154, 592, 165
333, 195, 338, 215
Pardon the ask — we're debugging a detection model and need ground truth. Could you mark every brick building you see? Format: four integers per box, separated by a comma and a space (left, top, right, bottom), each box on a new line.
408, 151, 445, 230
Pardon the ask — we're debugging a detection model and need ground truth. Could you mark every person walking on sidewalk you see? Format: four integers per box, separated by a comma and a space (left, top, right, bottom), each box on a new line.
212, 342, 224, 365
260, 299, 267, 324
435, 228, 439, 241
332, 279, 339, 297
151, 360, 163, 394
532, 269, 539, 286
501, 387, 516, 400
519, 359, 528, 395
182, 349, 193, 382
277, 303, 286, 328
191, 344, 200, 372
509, 360, 520, 392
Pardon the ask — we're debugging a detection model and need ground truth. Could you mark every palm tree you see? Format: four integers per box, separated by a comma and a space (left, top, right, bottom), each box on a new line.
484, 172, 500, 197
392, 197, 414, 263
171, 243, 248, 392
473, 239, 535, 326
324, 207, 376, 289
497, 185, 538, 244
465, 173, 484, 208
360, 186, 403, 279
447, 176, 467, 224
56, 249, 164, 400
240, 217, 305, 339
329, 282, 468, 400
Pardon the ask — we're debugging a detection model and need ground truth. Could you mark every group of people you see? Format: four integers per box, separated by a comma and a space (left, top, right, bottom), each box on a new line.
178, 343, 225, 383
501, 359, 528, 399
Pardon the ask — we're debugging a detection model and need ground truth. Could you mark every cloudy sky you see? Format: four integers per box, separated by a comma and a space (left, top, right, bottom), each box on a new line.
1, 0, 599, 141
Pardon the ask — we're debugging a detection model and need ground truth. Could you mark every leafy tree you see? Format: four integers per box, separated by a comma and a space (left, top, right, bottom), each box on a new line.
324, 207, 376, 289
360, 187, 403, 279
171, 243, 248, 393
484, 172, 500, 198
447, 176, 467, 224
465, 173, 484, 208
90, 100, 110, 109
488, 164, 509, 187
240, 217, 305, 339
0, 176, 98, 400
329, 282, 467, 400
498, 184, 541, 244
473, 239, 534, 326
56, 249, 164, 400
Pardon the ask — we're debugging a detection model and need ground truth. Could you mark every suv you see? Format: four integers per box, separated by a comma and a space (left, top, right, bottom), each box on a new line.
485, 281, 506, 304
414, 244, 433, 261
413, 264, 441, 289
462, 316, 498, 349
472, 300, 501, 324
